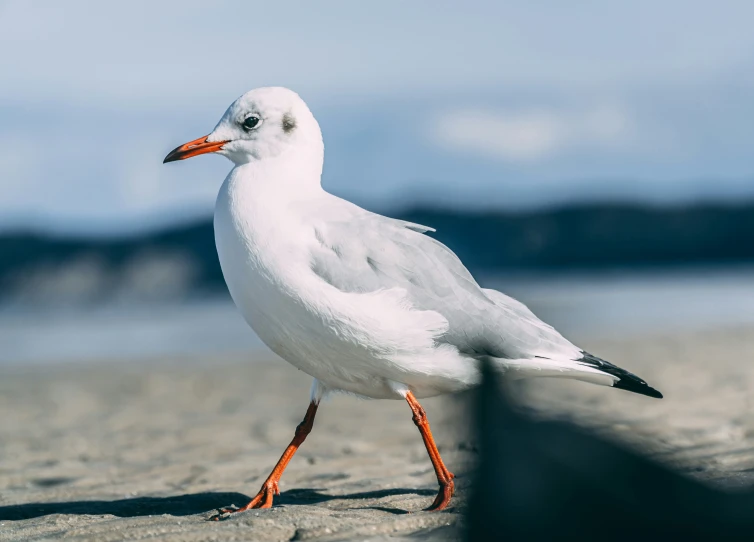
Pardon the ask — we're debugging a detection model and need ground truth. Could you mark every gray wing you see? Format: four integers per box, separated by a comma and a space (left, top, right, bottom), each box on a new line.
310, 212, 580, 361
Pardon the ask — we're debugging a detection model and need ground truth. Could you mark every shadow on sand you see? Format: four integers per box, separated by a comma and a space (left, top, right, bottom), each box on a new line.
276, 487, 436, 515
467, 361, 754, 541
0, 487, 436, 521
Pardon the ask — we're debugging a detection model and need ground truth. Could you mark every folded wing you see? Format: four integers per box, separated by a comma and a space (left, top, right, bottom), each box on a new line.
309, 211, 581, 362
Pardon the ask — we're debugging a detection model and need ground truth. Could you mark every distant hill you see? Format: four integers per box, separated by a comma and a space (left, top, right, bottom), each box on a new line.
2, 203, 753, 306
399, 203, 754, 269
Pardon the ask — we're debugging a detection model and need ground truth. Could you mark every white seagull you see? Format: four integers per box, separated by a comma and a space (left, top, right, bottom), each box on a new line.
163, 87, 662, 515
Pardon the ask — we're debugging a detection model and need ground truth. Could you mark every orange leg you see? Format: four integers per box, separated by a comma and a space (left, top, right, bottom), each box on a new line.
214, 401, 318, 518
405, 391, 455, 511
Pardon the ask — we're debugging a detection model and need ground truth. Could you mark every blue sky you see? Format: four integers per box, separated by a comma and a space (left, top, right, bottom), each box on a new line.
2, 1, 754, 233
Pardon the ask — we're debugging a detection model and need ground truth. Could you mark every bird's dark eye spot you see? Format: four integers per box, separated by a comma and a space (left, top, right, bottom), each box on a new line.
282, 113, 296, 134
242, 116, 260, 130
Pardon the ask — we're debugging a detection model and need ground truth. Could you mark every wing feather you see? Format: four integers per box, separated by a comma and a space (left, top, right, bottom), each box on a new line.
310, 212, 580, 361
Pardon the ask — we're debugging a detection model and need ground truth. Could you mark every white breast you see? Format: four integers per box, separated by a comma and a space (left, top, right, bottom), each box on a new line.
213, 167, 476, 399
214, 169, 361, 383
213, 169, 304, 360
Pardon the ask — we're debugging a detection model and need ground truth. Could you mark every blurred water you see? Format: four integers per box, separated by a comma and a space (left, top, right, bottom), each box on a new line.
0, 300, 259, 365
485, 266, 754, 339
1, 267, 753, 364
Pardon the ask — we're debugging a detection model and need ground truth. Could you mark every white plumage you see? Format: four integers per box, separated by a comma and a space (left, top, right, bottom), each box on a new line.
185, 86, 660, 401
164, 86, 661, 516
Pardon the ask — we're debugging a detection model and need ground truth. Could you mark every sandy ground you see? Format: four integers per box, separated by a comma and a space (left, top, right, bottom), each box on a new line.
2, 327, 754, 541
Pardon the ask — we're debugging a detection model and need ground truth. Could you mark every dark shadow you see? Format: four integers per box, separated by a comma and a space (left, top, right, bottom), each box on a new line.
30, 476, 77, 488
0, 492, 250, 521
1, 487, 437, 521
276, 487, 436, 506
467, 361, 754, 541
364, 506, 411, 515
210, 487, 437, 521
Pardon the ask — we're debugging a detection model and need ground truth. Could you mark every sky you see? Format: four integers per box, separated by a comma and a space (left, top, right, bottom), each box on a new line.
2, 1, 754, 234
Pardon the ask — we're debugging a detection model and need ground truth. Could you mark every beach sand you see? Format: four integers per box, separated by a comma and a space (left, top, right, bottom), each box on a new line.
2, 327, 754, 541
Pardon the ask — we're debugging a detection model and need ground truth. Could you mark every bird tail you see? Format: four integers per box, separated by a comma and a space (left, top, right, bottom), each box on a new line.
577, 352, 663, 399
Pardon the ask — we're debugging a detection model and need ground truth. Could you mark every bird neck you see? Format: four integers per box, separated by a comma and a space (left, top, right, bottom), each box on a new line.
232, 143, 325, 199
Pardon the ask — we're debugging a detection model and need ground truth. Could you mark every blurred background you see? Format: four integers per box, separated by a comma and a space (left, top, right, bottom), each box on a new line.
2, 0, 754, 364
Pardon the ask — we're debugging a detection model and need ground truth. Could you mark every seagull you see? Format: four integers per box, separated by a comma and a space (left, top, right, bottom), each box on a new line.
163, 87, 662, 515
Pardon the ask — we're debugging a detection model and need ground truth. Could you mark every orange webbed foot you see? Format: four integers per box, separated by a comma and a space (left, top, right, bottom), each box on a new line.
209, 481, 279, 520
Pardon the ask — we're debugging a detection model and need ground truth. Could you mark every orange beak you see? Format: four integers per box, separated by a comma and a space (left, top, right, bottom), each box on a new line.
163, 135, 230, 163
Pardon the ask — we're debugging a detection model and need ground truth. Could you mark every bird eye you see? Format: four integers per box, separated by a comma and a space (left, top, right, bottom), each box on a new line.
242, 116, 261, 130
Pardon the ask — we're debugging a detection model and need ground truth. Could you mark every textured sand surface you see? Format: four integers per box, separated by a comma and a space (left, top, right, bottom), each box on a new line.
2, 327, 754, 540
520, 327, 754, 489
0, 356, 471, 541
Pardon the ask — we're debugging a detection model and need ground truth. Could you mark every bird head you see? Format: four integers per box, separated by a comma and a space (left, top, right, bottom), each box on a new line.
163, 86, 323, 166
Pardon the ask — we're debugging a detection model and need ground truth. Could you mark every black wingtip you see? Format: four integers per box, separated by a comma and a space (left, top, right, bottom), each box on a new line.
612, 378, 664, 399
579, 352, 664, 400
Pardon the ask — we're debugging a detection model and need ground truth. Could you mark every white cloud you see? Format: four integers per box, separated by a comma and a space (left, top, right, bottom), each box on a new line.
431, 104, 633, 163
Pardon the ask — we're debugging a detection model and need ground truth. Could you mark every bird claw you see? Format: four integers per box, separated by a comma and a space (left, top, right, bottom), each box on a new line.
424, 478, 455, 512
209, 481, 279, 520
208, 505, 238, 521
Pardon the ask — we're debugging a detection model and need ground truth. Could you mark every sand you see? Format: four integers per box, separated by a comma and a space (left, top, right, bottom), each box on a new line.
2, 327, 754, 541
